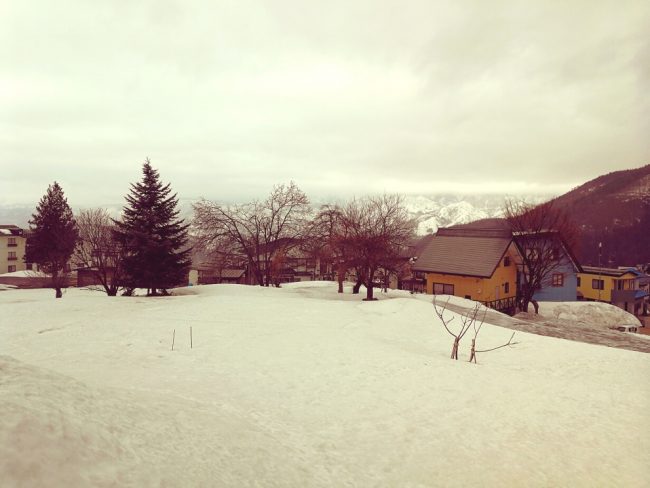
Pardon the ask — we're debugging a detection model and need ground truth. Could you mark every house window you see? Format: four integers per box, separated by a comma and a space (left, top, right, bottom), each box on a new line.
503, 256, 511, 267
433, 283, 455, 295
577, 277, 581, 287
8, 251, 17, 261
504, 282, 510, 293
616, 279, 634, 291
592, 279, 604, 290
8, 237, 17, 247
8, 265, 16, 273
552, 273, 564, 287
26, 263, 33, 270
465, 295, 472, 299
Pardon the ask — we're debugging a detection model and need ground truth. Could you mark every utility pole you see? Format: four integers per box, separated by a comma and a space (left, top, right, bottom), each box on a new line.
597, 241, 602, 302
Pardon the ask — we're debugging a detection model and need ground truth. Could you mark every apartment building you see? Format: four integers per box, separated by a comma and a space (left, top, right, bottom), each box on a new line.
0, 225, 27, 274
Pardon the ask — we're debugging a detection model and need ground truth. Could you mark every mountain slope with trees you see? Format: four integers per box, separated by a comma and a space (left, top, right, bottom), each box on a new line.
549, 164, 650, 266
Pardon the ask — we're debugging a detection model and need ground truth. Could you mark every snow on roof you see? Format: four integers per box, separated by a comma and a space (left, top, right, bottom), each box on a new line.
581, 266, 641, 277
0, 225, 24, 236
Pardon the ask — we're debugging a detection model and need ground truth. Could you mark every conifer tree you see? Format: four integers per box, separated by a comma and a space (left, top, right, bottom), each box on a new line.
26, 182, 78, 298
114, 159, 191, 295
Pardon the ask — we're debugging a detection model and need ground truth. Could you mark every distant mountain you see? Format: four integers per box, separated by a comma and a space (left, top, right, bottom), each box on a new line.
404, 194, 550, 235
550, 164, 650, 266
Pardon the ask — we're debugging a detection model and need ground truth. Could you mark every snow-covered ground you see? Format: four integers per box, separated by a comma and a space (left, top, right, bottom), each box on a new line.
1, 283, 648, 487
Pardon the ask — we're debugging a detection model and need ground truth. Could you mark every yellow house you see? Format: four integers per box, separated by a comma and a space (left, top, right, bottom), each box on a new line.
578, 266, 648, 315
412, 223, 520, 309
0, 225, 27, 274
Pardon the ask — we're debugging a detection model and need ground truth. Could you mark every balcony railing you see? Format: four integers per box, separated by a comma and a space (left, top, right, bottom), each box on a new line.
7, 256, 17, 261
7, 243, 18, 247
481, 296, 520, 316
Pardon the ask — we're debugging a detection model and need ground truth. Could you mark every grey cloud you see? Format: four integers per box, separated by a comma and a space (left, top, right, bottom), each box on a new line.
1, 0, 648, 206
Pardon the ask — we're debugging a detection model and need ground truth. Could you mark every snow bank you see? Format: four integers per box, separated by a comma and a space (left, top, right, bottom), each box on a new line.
529, 301, 642, 328
0, 270, 48, 277
1, 283, 648, 487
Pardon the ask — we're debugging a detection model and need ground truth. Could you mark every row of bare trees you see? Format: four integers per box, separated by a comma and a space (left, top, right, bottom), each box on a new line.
192, 183, 416, 300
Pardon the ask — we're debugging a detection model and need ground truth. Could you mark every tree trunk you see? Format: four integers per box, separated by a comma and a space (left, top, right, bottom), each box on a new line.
337, 279, 343, 293
365, 283, 375, 301
352, 279, 362, 294
107, 288, 118, 297
531, 299, 540, 314
55, 287, 62, 298
469, 338, 476, 363
451, 337, 459, 360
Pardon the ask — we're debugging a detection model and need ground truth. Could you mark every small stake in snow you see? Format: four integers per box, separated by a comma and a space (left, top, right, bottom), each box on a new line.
190, 326, 193, 349
171, 329, 176, 351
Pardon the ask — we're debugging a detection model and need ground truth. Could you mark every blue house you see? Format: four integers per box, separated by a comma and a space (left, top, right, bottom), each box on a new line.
512, 230, 582, 302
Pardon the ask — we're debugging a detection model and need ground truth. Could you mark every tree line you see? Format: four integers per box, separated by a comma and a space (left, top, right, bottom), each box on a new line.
27, 160, 417, 300
27, 159, 578, 310
27, 160, 191, 298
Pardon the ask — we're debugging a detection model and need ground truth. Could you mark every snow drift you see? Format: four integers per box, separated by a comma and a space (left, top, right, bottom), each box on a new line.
0, 283, 648, 487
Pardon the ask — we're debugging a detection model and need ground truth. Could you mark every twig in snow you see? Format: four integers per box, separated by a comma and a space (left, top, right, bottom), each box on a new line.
433, 297, 473, 360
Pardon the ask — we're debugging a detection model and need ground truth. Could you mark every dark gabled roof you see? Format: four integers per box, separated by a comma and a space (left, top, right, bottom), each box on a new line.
401, 234, 436, 259
437, 227, 512, 239
445, 218, 512, 231
220, 269, 245, 279
413, 234, 513, 278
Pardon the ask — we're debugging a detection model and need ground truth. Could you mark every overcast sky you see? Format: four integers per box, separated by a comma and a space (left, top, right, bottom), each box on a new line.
1, 0, 648, 206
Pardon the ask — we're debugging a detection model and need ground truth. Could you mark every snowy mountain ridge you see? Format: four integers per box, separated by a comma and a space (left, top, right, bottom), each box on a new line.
402, 194, 551, 235
0, 194, 552, 235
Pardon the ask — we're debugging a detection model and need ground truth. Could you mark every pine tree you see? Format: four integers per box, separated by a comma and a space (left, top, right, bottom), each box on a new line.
26, 182, 78, 298
114, 159, 191, 295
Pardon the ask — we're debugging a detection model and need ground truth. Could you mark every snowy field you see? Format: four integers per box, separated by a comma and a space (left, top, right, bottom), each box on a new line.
1, 283, 649, 487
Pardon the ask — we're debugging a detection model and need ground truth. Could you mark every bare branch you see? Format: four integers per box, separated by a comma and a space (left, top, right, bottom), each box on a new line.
475, 332, 519, 353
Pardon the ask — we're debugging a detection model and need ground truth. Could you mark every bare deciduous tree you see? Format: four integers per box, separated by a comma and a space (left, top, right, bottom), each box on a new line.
504, 199, 579, 314
308, 204, 353, 293
340, 194, 415, 300
75, 208, 124, 296
192, 182, 310, 286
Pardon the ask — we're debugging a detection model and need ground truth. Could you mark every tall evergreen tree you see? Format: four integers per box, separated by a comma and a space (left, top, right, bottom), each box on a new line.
114, 159, 191, 295
26, 182, 78, 298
